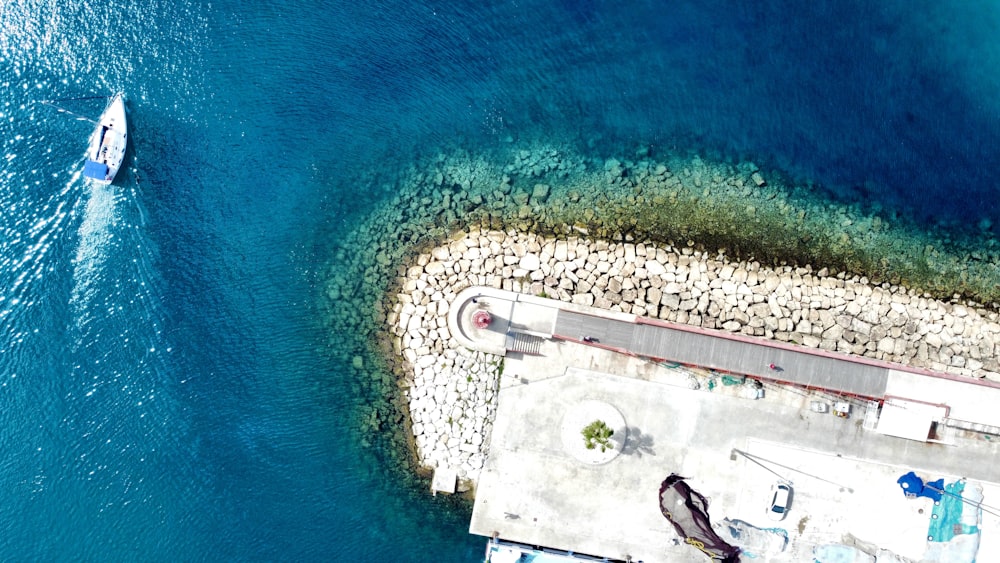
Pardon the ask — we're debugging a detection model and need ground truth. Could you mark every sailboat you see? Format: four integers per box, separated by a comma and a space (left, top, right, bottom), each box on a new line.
82, 93, 127, 184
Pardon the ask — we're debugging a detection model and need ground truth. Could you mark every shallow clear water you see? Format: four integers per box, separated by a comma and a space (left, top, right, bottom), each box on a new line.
1, 0, 998, 560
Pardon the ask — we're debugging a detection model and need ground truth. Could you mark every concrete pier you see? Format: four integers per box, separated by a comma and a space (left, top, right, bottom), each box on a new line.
459, 287, 1000, 562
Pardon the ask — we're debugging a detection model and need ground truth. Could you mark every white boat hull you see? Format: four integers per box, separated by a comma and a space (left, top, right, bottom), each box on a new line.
83, 93, 127, 184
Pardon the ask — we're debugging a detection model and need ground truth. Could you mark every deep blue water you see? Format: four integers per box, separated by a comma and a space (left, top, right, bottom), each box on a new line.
2, 0, 999, 560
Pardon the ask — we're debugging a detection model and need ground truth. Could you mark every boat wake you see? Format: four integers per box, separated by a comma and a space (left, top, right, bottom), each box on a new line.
0, 85, 171, 396
69, 181, 165, 363
70, 182, 124, 323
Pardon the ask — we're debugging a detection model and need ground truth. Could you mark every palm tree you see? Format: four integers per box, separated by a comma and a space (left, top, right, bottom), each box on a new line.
582, 420, 615, 453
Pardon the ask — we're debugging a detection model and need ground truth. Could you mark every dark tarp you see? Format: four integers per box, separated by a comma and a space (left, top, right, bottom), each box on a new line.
658, 474, 741, 562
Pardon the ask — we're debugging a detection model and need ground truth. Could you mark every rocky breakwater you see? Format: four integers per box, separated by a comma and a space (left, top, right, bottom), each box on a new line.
388, 240, 503, 492
391, 227, 1000, 488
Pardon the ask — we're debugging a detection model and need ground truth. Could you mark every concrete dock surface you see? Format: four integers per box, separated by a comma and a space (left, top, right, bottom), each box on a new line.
463, 290, 1000, 562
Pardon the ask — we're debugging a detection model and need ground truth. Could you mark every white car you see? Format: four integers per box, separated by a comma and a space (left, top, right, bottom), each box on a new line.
767, 482, 793, 521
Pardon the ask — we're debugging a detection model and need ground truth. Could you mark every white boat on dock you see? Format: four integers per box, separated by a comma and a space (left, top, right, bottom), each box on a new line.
82, 92, 127, 184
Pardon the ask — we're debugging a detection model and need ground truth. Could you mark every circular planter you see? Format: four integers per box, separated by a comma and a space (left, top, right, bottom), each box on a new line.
560, 400, 627, 465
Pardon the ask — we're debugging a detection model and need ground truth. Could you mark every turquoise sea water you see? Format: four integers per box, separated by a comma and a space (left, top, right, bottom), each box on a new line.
2, 1, 1000, 560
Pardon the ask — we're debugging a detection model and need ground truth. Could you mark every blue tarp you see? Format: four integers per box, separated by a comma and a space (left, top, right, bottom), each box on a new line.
929, 480, 977, 542
83, 159, 108, 180
897, 471, 943, 502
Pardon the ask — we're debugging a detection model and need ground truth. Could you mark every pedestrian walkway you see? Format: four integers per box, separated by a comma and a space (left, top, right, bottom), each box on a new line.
556, 309, 889, 398
449, 286, 1000, 433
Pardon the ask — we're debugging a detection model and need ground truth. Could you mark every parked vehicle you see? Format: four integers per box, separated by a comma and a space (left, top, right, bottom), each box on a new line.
767, 482, 793, 521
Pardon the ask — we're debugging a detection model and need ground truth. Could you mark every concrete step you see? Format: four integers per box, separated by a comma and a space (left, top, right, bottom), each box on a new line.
505, 331, 543, 355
